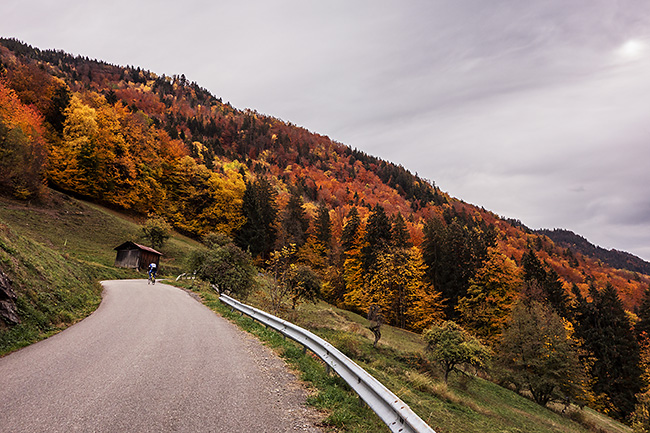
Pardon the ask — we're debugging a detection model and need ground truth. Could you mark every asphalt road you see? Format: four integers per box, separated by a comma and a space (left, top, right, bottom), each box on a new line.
0, 280, 323, 432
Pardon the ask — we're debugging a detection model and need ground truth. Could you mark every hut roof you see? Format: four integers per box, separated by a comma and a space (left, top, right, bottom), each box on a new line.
113, 241, 163, 256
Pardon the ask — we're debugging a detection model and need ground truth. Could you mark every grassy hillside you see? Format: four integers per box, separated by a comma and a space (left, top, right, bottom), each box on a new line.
0, 190, 200, 355
291, 302, 630, 433
186, 282, 632, 433
0, 190, 632, 433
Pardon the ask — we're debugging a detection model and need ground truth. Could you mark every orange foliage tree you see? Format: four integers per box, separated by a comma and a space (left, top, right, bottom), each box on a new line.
0, 80, 48, 199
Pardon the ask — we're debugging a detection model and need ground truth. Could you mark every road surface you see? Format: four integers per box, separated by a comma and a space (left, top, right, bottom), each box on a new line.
0, 280, 323, 432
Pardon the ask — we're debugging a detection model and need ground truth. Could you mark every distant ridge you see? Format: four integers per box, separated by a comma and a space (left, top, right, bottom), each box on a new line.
537, 228, 650, 275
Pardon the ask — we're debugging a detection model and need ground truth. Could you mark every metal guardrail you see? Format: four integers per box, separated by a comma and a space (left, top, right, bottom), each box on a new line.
219, 294, 437, 433
175, 271, 197, 281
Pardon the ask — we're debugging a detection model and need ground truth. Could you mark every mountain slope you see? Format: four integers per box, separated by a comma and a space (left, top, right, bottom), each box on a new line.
1, 36, 648, 310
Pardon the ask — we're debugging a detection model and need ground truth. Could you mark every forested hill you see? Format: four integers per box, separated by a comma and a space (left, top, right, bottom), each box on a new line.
0, 38, 444, 212
1, 37, 648, 310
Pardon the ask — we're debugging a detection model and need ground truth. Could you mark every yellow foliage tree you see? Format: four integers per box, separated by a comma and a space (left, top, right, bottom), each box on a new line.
457, 247, 522, 344
48, 94, 99, 194
165, 156, 245, 237
409, 283, 446, 333
342, 242, 367, 311
367, 247, 444, 330
47, 92, 190, 217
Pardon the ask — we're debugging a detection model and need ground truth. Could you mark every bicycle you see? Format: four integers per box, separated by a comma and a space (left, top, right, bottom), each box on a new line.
148, 271, 156, 284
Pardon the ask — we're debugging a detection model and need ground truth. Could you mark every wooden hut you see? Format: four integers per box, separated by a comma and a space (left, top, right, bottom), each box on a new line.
113, 241, 162, 271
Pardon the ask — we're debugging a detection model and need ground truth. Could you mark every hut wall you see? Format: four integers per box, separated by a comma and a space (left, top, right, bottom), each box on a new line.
139, 251, 160, 271
114, 249, 140, 269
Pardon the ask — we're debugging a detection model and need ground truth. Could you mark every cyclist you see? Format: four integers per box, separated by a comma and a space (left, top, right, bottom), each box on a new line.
148, 262, 157, 284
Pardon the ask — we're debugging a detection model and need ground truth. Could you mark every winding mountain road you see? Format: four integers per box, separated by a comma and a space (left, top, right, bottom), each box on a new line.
0, 280, 323, 432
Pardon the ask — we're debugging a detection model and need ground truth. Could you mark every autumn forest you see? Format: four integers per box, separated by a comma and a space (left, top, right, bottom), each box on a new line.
2, 38, 650, 424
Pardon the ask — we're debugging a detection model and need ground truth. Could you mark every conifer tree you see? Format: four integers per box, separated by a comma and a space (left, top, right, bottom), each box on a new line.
522, 248, 547, 283
544, 268, 570, 318
521, 248, 569, 317
391, 212, 411, 248
314, 202, 331, 251
361, 204, 392, 271
281, 189, 309, 247
422, 216, 447, 291
44, 83, 70, 135
341, 207, 361, 252
235, 178, 278, 260
574, 283, 642, 420
568, 283, 584, 321
422, 215, 491, 318
636, 285, 650, 340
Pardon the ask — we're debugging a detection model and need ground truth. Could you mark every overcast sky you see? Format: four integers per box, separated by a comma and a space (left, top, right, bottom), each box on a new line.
3, 0, 650, 261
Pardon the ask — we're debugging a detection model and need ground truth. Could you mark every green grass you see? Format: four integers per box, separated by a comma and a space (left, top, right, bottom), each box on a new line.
0, 191, 199, 276
0, 191, 200, 355
0, 221, 124, 354
189, 286, 632, 433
